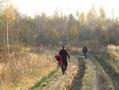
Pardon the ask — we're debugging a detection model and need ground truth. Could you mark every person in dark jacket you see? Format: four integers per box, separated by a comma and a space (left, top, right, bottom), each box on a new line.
59, 46, 70, 74
82, 46, 88, 59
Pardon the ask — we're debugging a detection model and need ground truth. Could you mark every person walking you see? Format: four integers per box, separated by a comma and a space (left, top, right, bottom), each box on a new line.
59, 46, 70, 74
82, 46, 88, 59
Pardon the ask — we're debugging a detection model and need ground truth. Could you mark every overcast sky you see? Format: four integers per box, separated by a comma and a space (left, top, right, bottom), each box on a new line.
10, 0, 119, 18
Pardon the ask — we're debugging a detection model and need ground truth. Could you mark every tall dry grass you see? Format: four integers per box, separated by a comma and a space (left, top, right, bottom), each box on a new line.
0, 46, 57, 90
106, 45, 119, 74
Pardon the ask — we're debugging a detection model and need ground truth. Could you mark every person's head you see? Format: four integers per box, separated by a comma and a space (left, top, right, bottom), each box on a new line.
62, 46, 65, 50
83, 45, 87, 48
85, 46, 87, 48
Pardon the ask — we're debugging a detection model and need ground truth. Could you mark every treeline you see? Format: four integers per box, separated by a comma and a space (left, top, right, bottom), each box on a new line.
0, 5, 119, 49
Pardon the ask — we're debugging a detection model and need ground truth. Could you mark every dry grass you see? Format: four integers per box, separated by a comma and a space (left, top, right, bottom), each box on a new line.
68, 47, 81, 55
106, 45, 119, 74
80, 61, 95, 90
0, 46, 57, 90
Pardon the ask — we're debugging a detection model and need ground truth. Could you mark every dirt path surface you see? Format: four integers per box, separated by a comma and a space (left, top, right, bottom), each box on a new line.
70, 56, 115, 90
31, 56, 79, 90
42, 57, 79, 90
93, 71, 99, 90
91, 56, 115, 90
31, 55, 117, 90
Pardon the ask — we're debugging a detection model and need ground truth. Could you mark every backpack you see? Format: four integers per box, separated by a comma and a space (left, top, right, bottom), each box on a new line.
55, 55, 64, 65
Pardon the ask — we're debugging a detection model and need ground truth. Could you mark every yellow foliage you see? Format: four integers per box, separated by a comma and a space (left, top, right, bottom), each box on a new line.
2, 5, 16, 22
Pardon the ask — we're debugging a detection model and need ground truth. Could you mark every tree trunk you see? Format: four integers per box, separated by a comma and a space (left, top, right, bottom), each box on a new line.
7, 21, 9, 54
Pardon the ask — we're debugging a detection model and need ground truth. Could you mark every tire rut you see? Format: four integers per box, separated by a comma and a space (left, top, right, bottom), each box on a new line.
69, 58, 86, 90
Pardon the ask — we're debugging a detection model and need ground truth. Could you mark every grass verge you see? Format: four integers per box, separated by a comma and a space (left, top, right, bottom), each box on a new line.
92, 56, 116, 90
31, 69, 57, 90
80, 60, 95, 90
94, 55, 118, 90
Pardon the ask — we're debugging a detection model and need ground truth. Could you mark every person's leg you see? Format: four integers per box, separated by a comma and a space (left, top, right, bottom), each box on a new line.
85, 53, 88, 59
61, 65, 65, 74
84, 53, 87, 59
64, 62, 68, 74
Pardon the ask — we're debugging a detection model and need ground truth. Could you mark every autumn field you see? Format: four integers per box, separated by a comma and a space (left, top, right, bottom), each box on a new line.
0, 0, 119, 89
0, 46, 57, 90
0, 44, 119, 90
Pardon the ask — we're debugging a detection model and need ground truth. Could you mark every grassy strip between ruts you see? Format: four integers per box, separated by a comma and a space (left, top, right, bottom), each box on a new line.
80, 60, 95, 90
30, 68, 58, 90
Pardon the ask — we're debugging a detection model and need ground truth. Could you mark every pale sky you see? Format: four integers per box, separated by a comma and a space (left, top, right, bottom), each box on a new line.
10, 0, 119, 18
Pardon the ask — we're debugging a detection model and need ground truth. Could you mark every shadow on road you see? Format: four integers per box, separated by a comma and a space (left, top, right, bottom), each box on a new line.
69, 57, 86, 90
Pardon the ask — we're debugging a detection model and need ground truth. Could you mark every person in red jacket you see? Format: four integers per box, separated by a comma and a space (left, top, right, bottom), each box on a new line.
55, 55, 64, 65
55, 54, 64, 74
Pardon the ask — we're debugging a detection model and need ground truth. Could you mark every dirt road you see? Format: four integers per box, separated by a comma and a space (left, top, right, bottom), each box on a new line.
31, 55, 116, 90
